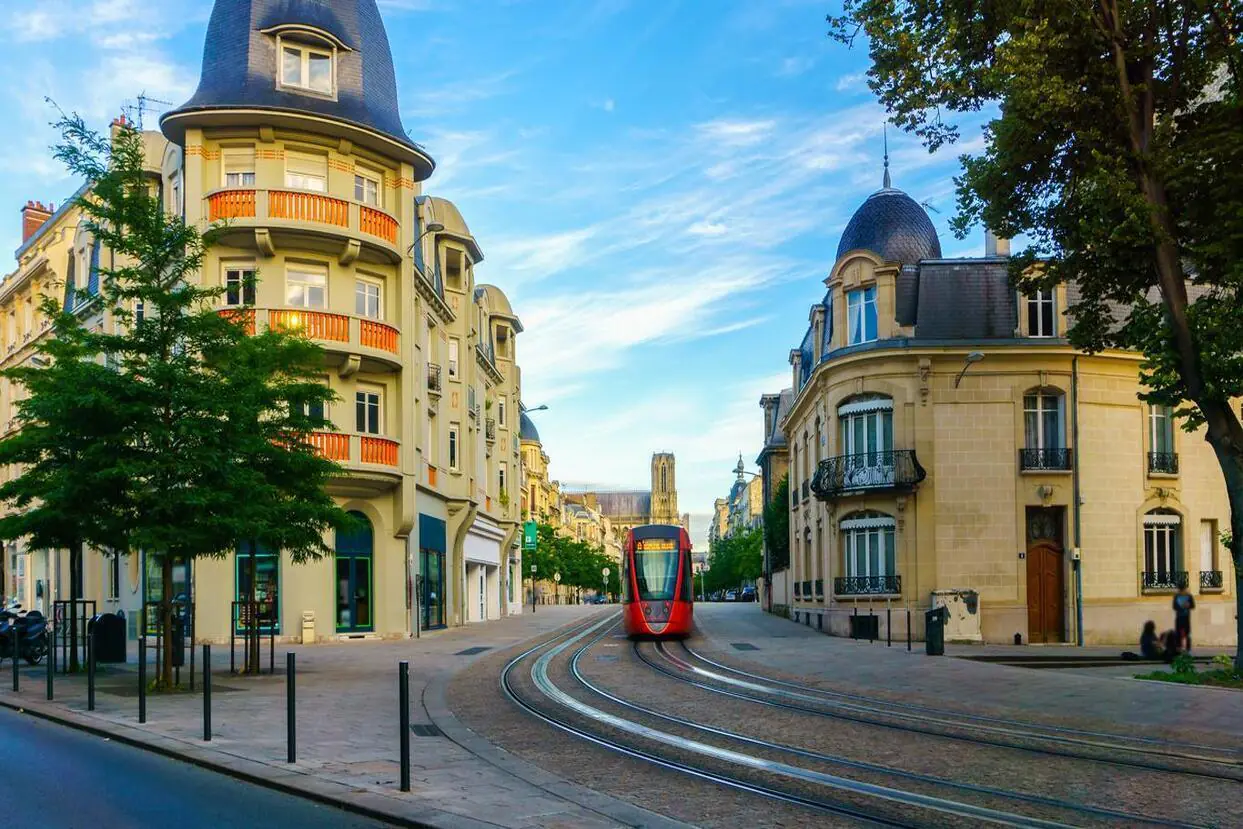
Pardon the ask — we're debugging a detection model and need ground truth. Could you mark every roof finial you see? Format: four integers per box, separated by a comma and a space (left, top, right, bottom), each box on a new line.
882, 122, 891, 189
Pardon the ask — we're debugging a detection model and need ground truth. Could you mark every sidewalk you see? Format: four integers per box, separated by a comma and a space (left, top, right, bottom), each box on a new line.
693, 604, 1243, 741
0, 606, 678, 829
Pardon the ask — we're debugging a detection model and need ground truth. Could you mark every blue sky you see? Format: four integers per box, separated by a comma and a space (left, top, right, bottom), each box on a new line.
0, 0, 989, 546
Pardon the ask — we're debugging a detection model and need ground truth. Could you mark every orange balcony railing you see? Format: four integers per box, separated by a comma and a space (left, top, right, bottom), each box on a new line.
208, 189, 256, 221
217, 308, 256, 335
269, 190, 349, 228
427, 465, 438, 487
360, 206, 398, 244
360, 436, 399, 466
269, 309, 349, 342
307, 431, 350, 461
359, 319, 399, 355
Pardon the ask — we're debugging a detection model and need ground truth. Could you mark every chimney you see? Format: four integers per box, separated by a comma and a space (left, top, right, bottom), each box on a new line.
985, 229, 1011, 257
21, 201, 54, 243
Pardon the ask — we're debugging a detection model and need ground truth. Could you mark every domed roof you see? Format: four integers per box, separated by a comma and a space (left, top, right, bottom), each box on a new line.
475, 284, 523, 332
421, 196, 483, 262
161, 0, 434, 179
836, 187, 942, 265
519, 412, 541, 443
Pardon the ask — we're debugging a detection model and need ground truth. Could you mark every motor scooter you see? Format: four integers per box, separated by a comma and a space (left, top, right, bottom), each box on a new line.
0, 602, 49, 666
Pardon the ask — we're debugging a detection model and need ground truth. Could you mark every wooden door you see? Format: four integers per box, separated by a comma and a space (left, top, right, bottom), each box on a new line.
1026, 543, 1064, 643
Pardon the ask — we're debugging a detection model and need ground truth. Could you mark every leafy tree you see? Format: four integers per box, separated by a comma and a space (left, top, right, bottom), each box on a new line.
764, 475, 790, 573
704, 528, 762, 595
34, 115, 353, 687
831, 2, 1243, 667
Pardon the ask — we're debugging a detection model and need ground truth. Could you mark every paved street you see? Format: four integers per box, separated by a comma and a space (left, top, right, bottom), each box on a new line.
0, 706, 389, 828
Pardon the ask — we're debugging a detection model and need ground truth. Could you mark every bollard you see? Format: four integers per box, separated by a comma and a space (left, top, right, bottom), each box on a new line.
869, 612, 875, 644
887, 607, 892, 647
852, 605, 858, 640
203, 644, 212, 741
138, 637, 147, 724
286, 652, 296, 763
399, 661, 410, 792
46, 632, 54, 701
906, 608, 912, 652
87, 633, 96, 711
12, 631, 18, 692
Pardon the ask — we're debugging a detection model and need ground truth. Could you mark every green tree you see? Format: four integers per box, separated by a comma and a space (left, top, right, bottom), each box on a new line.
764, 475, 790, 573
704, 528, 763, 595
35, 115, 354, 687
831, 2, 1243, 667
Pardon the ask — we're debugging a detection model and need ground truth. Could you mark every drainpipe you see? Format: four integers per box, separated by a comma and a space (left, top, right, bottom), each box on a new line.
1071, 356, 1084, 646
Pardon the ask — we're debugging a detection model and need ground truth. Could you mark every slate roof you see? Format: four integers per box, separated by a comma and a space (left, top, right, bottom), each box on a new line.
912, 259, 1017, 339
519, 412, 540, 443
836, 188, 942, 265
162, 0, 433, 178
589, 491, 652, 519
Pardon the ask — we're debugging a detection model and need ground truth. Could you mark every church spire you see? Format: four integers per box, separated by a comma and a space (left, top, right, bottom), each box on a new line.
882, 123, 891, 189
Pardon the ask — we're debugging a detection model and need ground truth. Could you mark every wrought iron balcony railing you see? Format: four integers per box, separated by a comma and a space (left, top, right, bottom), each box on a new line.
1019, 447, 1073, 471
813, 579, 824, 598
1200, 570, 1224, 590
801, 580, 813, 599
485, 417, 496, 442
834, 575, 902, 596
427, 362, 442, 393
811, 450, 926, 500
793, 581, 802, 598
801, 479, 810, 501
1141, 570, 1188, 591
1148, 452, 1179, 474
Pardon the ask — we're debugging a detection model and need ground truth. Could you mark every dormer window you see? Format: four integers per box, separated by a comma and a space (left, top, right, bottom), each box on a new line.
846, 286, 877, 345
280, 41, 334, 96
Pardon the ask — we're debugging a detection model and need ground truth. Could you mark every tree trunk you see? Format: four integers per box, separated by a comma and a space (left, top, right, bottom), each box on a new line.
160, 555, 173, 689
69, 542, 82, 673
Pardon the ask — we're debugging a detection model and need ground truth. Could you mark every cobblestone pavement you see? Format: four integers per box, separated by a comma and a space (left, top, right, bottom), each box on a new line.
692, 603, 1243, 741
0, 605, 671, 829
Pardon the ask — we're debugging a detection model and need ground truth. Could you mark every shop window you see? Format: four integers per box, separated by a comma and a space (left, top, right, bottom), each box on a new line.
335, 512, 373, 633
235, 545, 280, 634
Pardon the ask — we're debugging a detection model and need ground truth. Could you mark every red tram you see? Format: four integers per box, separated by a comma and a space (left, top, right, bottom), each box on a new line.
621, 524, 694, 638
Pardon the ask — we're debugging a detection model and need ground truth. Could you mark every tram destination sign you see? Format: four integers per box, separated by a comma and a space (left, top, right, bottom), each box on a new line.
636, 538, 676, 551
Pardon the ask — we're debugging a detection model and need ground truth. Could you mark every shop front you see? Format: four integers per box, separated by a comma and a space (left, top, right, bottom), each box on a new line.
418, 514, 447, 631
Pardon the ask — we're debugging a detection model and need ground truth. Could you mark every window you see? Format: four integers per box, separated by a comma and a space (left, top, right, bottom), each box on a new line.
1023, 391, 1063, 449
355, 387, 381, 435
23, 297, 32, 336
225, 266, 256, 306
280, 42, 334, 95
1200, 520, 1217, 576
223, 148, 256, 188
1143, 511, 1181, 579
354, 170, 381, 207
286, 265, 327, 309
1150, 404, 1174, 455
285, 152, 327, 193
448, 423, 460, 471
448, 338, 460, 379
170, 173, 183, 216
1026, 290, 1056, 337
355, 278, 382, 319
497, 395, 507, 427
499, 461, 507, 494
839, 397, 894, 486
846, 286, 877, 345
842, 513, 897, 583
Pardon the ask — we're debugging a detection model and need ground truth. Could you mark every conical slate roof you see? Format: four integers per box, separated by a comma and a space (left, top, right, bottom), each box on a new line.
161, 0, 434, 179
836, 187, 942, 265
519, 412, 541, 443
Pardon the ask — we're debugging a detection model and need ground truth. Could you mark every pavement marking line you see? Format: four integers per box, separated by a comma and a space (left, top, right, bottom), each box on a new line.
531, 620, 1076, 829
666, 645, 1243, 769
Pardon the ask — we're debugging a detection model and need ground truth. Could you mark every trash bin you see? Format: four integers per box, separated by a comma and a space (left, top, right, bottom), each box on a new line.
925, 606, 947, 656
90, 613, 127, 663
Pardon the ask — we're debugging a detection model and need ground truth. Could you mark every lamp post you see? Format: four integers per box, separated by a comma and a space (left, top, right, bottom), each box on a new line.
529, 563, 536, 614
407, 221, 445, 257
553, 571, 561, 605
954, 351, 986, 388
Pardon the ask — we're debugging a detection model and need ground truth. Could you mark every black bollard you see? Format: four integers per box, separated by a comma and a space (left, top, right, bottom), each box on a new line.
869, 612, 875, 644
46, 632, 54, 701
887, 607, 892, 647
203, 644, 212, 741
399, 661, 410, 792
852, 605, 858, 640
138, 637, 147, 724
87, 633, 96, 711
286, 652, 296, 763
12, 631, 18, 692
906, 608, 912, 652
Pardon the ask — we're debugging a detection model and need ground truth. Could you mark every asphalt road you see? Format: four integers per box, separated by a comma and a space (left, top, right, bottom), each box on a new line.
0, 707, 394, 828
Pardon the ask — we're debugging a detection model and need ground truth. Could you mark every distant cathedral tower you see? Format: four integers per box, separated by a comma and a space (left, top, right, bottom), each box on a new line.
650, 453, 678, 524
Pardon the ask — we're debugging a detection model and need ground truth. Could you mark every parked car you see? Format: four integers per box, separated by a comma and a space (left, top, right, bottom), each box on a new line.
725, 590, 738, 602
740, 586, 757, 603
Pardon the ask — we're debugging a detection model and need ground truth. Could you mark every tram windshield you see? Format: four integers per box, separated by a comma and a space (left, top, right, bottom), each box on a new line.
634, 537, 680, 600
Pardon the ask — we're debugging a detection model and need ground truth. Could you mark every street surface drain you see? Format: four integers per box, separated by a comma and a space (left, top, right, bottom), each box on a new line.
730, 642, 759, 651
410, 724, 443, 737
454, 646, 492, 656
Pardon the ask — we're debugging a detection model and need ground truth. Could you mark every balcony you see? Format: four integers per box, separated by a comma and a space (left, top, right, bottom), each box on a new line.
814, 579, 824, 600
205, 188, 402, 264
1019, 447, 1073, 472
1141, 570, 1188, 592
834, 575, 902, 596
219, 307, 401, 374
485, 417, 496, 443
793, 581, 802, 599
427, 363, 442, 395
801, 479, 811, 501
304, 431, 401, 494
1200, 570, 1224, 591
1148, 452, 1179, 475
811, 450, 926, 500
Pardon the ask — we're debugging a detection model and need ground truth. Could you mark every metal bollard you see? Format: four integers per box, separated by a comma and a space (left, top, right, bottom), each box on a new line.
852, 605, 858, 640
46, 633, 54, 701
399, 661, 410, 792
12, 632, 18, 692
906, 608, 912, 652
203, 644, 212, 741
286, 653, 296, 763
87, 633, 96, 711
138, 637, 147, 724
887, 607, 892, 647
869, 612, 875, 644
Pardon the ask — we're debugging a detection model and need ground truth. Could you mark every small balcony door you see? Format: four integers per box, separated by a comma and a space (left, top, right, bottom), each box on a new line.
840, 400, 894, 488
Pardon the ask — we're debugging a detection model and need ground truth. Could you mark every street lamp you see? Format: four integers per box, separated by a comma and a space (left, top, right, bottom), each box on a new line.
406, 221, 445, 257
521, 403, 548, 413
954, 351, 986, 389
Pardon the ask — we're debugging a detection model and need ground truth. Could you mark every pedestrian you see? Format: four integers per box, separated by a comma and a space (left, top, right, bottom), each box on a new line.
1172, 583, 1195, 654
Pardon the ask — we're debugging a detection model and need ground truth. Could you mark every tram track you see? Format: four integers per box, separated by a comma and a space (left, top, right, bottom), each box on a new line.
635, 640, 1243, 783
502, 614, 1218, 828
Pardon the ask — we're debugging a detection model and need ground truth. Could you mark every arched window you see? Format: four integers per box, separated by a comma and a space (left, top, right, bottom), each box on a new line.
839, 510, 897, 595
1142, 509, 1185, 590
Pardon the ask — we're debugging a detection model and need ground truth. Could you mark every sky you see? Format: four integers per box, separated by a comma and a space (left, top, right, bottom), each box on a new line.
0, 0, 991, 548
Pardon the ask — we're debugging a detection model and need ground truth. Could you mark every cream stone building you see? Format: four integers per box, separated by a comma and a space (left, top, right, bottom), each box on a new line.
757, 388, 793, 610
708, 499, 729, 546
570, 453, 688, 540
781, 163, 1236, 646
1, 0, 525, 641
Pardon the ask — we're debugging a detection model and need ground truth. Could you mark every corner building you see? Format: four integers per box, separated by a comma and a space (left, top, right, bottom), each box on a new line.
782, 167, 1236, 646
